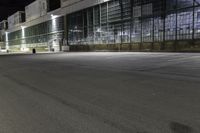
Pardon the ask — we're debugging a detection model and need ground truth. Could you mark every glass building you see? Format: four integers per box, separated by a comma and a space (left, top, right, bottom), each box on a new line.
2, 0, 200, 52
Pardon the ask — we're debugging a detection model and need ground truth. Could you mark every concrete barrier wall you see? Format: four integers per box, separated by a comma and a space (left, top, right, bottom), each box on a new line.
69, 41, 200, 52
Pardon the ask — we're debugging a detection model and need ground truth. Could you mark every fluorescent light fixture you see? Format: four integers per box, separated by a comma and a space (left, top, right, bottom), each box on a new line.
5, 32, 9, 50
21, 26, 25, 38
5, 32, 8, 41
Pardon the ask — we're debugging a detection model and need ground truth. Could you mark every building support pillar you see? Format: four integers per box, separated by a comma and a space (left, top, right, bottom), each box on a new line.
119, 0, 123, 52
64, 15, 68, 46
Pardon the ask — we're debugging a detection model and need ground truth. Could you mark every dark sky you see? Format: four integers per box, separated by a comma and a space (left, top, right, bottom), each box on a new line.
0, 0, 35, 21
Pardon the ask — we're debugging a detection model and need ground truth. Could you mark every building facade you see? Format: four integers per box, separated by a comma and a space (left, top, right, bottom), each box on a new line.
1, 0, 200, 52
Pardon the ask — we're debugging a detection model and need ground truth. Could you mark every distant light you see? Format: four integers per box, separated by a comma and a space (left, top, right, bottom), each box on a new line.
21, 26, 26, 29
97, 28, 102, 32
51, 14, 58, 19
103, 0, 110, 2
146, 33, 151, 36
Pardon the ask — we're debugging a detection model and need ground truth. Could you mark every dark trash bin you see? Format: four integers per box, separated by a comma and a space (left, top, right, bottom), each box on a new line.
32, 48, 36, 54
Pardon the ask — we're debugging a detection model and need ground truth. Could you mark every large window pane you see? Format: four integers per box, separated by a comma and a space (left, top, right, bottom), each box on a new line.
165, 12, 176, 40
142, 18, 153, 42
166, 0, 177, 11
132, 19, 141, 43
154, 17, 164, 42
177, 0, 193, 9
177, 8, 193, 40
68, 12, 84, 45
194, 7, 200, 38
108, 0, 121, 23
122, 22, 131, 43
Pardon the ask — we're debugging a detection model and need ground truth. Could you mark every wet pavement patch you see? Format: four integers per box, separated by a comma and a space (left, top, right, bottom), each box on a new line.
170, 122, 193, 133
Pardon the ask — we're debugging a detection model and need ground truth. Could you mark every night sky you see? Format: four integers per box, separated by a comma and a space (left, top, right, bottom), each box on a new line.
0, 0, 35, 21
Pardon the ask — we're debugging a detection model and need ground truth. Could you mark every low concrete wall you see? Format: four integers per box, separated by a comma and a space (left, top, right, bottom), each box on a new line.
69, 40, 200, 52
6, 40, 200, 52
0, 42, 5, 49
8, 43, 49, 53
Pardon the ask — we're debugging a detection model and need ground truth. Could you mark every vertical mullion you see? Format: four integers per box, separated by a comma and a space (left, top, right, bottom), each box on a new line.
175, 0, 178, 44
174, 0, 178, 51
86, 10, 88, 45
99, 4, 102, 44
106, 2, 109, 45
141, 1, 143, 48
152, 2, 155, 45
93, 7, 95, 44
192, 0, 195, 41
130, 0, 133, 45
163, 0, 166, 50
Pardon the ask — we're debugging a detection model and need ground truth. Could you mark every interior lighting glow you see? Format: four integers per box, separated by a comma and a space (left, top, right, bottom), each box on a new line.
51, 14, 59, 19
5, 32, 9, 50
21, 26, 26, 38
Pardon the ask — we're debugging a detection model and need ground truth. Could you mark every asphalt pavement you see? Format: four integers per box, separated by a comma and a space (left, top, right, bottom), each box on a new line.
0, 52, 199, 133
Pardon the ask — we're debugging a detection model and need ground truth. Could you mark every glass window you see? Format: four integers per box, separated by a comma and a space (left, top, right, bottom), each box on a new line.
142, 3, 153, 16
177, 0, 193, 9
154, 17, 164, 42
108, 0, 121, 23
122, 22, 131, 43
101, 24, 108, 44
142, 18, 153, 42
133, 6, 141, 18
108, 24, 115, 44
166, 0, 177, 11
153, 0, 164, 15
194, 7, 200, 38
94, 6, 101, 44
165, 12, 176, 40
132, 19, 141, 43
67, 12, 84, 45
101, 3, 108, 24
122, 0, 131, 20
177, 8, 193, 40
194, 0, 200, 6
